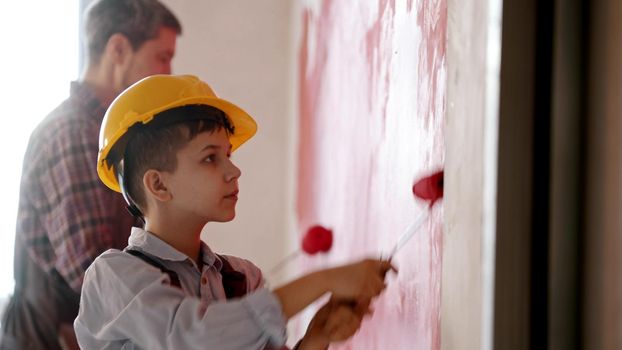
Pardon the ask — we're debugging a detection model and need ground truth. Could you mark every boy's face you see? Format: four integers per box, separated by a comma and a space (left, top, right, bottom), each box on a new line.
165, 128, 241, 224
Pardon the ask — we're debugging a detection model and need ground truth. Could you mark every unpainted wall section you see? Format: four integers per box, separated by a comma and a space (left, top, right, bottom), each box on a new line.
160, 0, 294, 271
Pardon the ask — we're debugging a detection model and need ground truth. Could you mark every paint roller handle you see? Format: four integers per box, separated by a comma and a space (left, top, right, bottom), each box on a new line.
267, 250, 302, 275
384, 209, 429, 259
380, 169, 443, 260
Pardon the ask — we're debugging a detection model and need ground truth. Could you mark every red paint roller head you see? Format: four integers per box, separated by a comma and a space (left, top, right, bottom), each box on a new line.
412, 170, 444, 206
302, 225, 333, 254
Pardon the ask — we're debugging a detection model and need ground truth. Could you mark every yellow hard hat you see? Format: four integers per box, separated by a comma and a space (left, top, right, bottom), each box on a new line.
97, 74, 257, 193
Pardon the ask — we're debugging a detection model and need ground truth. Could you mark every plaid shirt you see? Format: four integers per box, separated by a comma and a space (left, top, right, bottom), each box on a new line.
16, 81, 135, 293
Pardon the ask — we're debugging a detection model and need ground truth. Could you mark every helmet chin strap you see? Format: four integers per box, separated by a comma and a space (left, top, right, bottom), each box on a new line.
116, 158, 145, 224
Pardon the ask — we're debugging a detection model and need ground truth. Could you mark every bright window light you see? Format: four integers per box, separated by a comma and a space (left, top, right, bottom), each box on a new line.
0, 2, 79, 300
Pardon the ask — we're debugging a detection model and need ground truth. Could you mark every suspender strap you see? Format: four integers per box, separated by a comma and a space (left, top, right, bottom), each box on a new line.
216, 254, 248, 299
123, 249, 248, 299
124, 249, 181, 289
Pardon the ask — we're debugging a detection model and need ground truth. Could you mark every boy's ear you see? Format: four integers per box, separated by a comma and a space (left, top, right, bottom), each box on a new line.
143, 170, 172, 203
104, 33, 133, 65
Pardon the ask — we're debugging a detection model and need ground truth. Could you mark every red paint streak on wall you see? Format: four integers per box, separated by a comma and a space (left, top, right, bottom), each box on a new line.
296, 0, 446, 349
417, 0, 447, 126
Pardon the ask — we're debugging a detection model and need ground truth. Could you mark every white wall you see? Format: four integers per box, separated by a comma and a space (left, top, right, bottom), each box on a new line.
443, 0, 501, 349
160, 0, 294, 273
0, 0, 80, 314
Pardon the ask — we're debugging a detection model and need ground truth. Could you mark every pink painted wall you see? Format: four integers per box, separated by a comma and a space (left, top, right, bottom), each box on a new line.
296, 0, 446, 348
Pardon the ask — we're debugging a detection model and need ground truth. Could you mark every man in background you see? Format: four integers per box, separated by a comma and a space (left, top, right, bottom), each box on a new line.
0, 1, 181, 348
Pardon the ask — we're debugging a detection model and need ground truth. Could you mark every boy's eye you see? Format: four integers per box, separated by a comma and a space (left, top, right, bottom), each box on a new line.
204, 155, 216, 163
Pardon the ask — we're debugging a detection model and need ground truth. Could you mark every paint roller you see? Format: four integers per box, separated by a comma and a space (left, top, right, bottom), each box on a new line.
385, 169, 443, 258
268, 225, 333, 275
268, 170, 443, 274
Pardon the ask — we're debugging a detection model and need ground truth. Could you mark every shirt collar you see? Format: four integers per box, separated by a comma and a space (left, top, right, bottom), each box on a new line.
127, 227, 222, 270
69, 81, 108, 123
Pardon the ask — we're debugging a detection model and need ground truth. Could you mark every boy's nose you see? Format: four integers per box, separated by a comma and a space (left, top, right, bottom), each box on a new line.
225, 161, 241, 182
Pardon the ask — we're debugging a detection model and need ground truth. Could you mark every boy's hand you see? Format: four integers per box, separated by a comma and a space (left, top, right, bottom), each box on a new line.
327, 259, 396, 300
272, 258, 395, 319
297, 297, 370, 350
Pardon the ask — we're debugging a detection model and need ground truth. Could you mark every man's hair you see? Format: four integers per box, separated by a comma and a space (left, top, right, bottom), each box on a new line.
119, 105, 235, 211
84, 0, 182, 64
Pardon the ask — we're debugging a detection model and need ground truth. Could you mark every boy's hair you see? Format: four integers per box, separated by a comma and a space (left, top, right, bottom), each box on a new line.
119, 105, 235, 211
84, 0, 182, 64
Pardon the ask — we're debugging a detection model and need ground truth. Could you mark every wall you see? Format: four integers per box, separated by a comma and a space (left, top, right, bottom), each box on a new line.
294, 0, 446, 348
443, 0, 501, 348
160, 0, 294, 271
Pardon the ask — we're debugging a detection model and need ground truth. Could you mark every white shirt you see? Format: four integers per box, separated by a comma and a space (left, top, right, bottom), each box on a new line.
74, 227, 287, 349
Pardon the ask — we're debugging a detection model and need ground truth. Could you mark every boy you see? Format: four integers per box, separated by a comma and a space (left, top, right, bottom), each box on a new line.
74, 74, 394, 349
